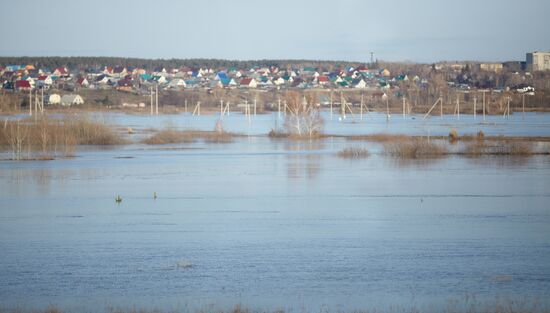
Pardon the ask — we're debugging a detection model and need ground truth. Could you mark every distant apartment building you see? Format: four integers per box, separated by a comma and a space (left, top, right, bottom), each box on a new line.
526, 51, 550, 71
479, 63, 503, 73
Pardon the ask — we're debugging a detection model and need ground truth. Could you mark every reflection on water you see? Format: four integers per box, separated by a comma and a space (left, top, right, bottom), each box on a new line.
464, 155, 536, 167
287, 154, 321, 179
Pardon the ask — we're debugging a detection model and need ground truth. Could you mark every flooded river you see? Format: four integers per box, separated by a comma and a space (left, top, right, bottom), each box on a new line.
1, 112, 550, 312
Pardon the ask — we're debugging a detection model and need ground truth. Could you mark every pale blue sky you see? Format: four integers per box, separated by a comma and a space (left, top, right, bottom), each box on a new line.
1, 0, 549, 62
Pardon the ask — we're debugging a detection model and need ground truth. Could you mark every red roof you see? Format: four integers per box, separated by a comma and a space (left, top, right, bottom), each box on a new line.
240, 78, 253, 85
54, 67, 68, 75
38, 75, 48, 81
15, 80, 31, 88
76, 77, 87, 85
318, 76, 329, 82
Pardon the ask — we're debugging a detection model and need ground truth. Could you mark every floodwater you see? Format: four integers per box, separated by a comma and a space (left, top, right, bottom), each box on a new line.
1, 112, 550, 312
96, 111, 550, 137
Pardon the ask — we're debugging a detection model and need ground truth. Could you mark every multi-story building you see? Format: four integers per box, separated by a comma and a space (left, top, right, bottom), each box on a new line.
526, 51, 550, 71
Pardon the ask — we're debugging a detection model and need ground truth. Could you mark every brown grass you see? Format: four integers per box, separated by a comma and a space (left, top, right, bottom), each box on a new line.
0, 115, 125, 160
346, 133, 411, 142
268, 129, 324, 140
463, 140, 534, 156
142, 129, 235, 145
268, 129, 289, 138
449, 128, 459, 143
141, 129, 193, 144
384, 139, 448, 159
337, 147, 370, 159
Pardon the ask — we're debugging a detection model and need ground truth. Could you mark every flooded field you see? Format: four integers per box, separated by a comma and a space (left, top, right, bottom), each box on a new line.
97, 111, 550, 137
1, 112, 550, 312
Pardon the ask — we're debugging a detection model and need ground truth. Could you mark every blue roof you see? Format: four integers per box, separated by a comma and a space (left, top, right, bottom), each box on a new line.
217, 72, 228, 80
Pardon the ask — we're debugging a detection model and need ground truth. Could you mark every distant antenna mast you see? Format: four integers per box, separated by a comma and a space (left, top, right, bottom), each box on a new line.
370, 52, 374, 65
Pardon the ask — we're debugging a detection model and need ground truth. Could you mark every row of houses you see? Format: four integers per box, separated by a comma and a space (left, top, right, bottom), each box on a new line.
1, 63, 419, 95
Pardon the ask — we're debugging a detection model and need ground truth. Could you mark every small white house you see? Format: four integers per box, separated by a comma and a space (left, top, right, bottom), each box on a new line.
60, 94, 84, 106
240, 78, 257, 88
273, 77, 285, 86
353, 79, 367, 89
49, 94, 61, 105
168, 78, 186, 88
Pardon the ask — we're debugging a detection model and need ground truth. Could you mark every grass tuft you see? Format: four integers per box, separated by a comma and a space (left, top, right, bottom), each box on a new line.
463, 141, 534, 156
337, 147, 370, 159
384, 139, 447, 159
449, 128, 459, 143
141, 129, 235, 145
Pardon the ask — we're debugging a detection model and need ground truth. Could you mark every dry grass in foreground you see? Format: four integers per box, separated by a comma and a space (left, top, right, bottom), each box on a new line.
337, 147, 370, 159
0, 115, 125, 160
384, 139, 448, 159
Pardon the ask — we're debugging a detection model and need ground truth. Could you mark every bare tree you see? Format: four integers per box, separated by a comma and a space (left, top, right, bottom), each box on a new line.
283, 91, 323, 138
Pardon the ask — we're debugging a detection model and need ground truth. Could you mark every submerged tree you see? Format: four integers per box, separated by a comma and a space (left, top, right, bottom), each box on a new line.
283, 91, 323, 138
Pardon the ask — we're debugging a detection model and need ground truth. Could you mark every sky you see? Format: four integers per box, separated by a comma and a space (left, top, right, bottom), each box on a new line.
1, 0, 549, 63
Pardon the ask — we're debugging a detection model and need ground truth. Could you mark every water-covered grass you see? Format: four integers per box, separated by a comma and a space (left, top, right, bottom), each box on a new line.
142, 129, 235, 144
383, 139, 448, 159
0, 115, 125, 160
337, 147, 370, 159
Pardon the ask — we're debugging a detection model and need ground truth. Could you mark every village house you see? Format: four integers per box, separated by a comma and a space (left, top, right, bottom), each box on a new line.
53, 67, 70, 77
353, 78, 367, 89
240, 77, 257, 88
317, 76, 330, 85
37, 75, 53, 87
273, 77, 286, 86
76, 77, 89, 87
116, 79, 133, 92
15, 80, 32, 91
112, 66, 127, 77
168, 78, 186, 89
60, 94, 84, 106
48, 94, 61, 105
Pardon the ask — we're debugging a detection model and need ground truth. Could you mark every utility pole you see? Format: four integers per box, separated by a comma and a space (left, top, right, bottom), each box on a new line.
455, 94, 460, 119
473, 95, 477, 119
482, 90, 486, 121
360, 93, 365, 119
340, 92, 345, 118
522, 93, 525, 120
150, 86, 153, 115
277, 98, 281, 120
329, 90, 333, 120
41, 87, 44, 113
402, 96, 406, 119
439, 94, 443, 117
29, 89, 32, 116
155, 83, 159, 115
386, 97, 390, 120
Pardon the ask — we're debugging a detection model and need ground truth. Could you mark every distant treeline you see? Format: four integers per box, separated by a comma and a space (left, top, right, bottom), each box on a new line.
0, 56, 364, 71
